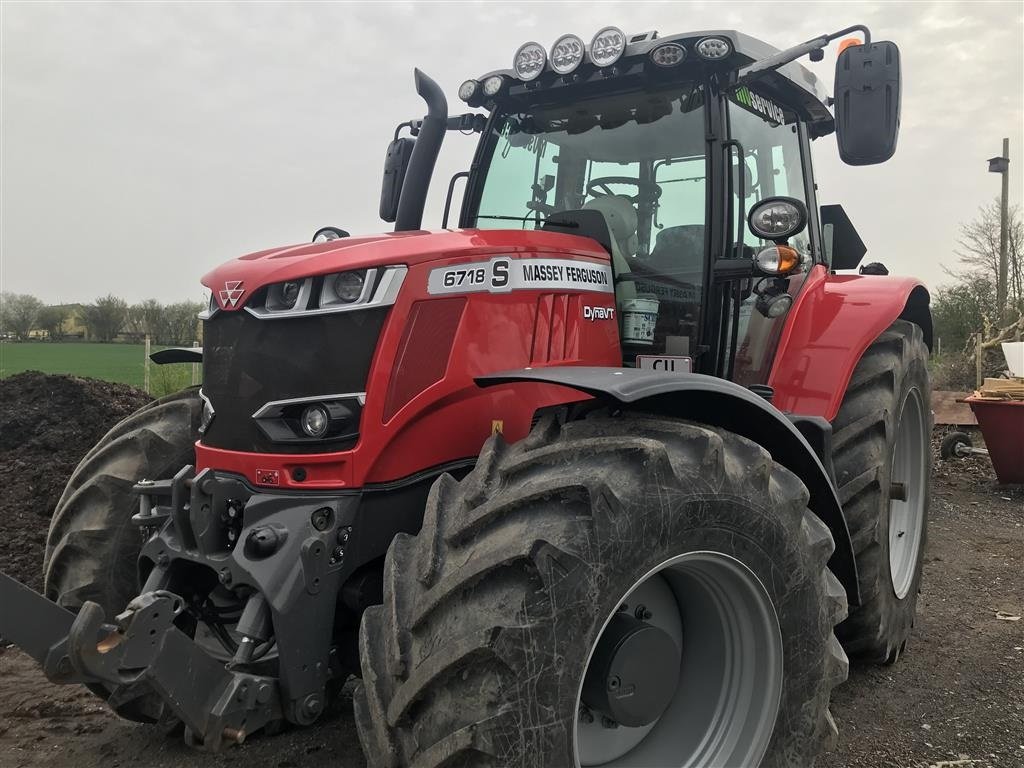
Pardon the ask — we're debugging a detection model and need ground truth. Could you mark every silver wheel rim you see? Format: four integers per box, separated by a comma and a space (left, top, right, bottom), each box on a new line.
888, 387, 927, 599
574, 552, 784, 767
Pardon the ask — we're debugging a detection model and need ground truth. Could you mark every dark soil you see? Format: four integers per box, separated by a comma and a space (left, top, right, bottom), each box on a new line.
0, 372, 151, 591
0, 387, 1021, 768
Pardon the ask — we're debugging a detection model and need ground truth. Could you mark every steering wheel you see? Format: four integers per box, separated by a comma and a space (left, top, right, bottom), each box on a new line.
587, 176, 662, 205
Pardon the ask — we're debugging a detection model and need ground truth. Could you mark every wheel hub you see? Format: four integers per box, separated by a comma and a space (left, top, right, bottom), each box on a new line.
581, 612, 680, 728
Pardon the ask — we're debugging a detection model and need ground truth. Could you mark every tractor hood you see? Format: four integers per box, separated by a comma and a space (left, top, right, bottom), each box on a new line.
201, 228, 608, 312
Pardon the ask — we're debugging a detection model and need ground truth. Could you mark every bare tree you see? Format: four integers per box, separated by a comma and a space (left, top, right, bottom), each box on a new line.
955, 199, 1023, 313
80, 295, 128, 342
0, 293, 44, 340
36, 305, 70, 341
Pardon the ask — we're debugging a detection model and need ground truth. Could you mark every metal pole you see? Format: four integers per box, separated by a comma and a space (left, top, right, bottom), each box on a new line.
975, 332, 983, 389
144, 335, 151, 394
997, 137, 1010, 318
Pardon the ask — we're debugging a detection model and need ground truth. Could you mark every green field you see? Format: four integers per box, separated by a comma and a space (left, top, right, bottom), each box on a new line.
0, 342, 197, 395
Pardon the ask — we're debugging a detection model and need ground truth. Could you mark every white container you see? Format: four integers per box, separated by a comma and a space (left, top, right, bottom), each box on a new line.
622, 297, 659, 346
1001, 341, 1024, 377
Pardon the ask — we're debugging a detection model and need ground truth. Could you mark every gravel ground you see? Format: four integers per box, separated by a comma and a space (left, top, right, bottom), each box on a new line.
0, 380, 1021, 767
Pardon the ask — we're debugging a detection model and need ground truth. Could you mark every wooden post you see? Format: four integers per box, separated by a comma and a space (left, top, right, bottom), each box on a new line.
975, 332, 983, 389
144, 335, 151, 394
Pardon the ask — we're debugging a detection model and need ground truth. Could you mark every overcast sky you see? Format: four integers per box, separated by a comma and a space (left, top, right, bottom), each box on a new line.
2, 1, 1022, 304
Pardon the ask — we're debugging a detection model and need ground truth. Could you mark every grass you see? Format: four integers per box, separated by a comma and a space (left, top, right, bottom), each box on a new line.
0, 342, 198, 397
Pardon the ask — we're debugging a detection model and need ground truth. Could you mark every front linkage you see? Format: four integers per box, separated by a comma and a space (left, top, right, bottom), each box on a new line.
0, 466, 358, 750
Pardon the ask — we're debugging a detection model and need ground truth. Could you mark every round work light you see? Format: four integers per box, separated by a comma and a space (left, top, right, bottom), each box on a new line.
589, 26, 626, 67
513, 41, 547, 81
550, 33, 585, 74
482, 75, 505, 97
458, 79, 479, 102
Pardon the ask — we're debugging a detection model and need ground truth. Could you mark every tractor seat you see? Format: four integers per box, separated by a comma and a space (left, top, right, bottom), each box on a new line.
543, 199, 640, 304
647, 225, 705, 277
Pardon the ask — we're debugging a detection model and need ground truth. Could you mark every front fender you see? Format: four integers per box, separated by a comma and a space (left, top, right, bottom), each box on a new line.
476, 367, 860, 607
769, 266, 931, 420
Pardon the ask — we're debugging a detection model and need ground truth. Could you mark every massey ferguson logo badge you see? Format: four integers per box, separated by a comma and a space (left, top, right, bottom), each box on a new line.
219, 280, 245, 308
583, 305, 615, 321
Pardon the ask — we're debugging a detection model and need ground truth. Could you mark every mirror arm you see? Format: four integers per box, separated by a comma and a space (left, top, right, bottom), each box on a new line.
735, 24, 871, 86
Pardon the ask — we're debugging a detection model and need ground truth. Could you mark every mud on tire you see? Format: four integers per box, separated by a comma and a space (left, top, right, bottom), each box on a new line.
355, 413, 849, 767
832, 319, 931, 664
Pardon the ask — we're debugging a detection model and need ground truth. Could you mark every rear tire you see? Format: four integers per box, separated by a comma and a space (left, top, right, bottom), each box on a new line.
831, 320, 931, 664
355, 413, 848, 767
42, 387, 202, 721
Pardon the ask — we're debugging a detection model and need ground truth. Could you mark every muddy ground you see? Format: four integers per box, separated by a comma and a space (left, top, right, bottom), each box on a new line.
1, 374, 1022, 767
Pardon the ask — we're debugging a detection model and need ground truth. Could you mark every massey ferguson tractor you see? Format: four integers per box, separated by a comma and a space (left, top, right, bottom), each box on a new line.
1, 24, 931, 768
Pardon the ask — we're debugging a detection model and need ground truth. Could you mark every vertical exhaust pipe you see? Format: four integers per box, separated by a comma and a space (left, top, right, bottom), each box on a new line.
395, 69, 448, 232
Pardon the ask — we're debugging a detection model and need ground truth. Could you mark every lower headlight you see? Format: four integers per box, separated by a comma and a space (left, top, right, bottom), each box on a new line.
301, 404, 329, 438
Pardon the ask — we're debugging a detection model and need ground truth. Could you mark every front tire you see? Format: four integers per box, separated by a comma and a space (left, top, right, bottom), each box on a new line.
42, 387, 202, 722
355, 413, 848, 767
831, 320, 931, 664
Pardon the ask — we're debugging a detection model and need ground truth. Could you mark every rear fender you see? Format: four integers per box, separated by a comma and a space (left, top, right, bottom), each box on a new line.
476, 367, 860, 607
769, 266, 932, 420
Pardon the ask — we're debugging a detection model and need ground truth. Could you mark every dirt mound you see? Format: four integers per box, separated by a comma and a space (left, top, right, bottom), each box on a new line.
0, 371, 151, 591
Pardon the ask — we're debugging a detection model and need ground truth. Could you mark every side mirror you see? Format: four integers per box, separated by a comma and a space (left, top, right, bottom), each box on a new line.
379, 137, 416, 223
834, 41, 901, 165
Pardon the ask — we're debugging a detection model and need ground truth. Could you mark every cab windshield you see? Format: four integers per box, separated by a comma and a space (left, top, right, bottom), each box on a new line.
468, 85, 708, 355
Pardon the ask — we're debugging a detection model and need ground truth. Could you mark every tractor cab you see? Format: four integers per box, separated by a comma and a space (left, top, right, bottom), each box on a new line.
384, 27, 901, 384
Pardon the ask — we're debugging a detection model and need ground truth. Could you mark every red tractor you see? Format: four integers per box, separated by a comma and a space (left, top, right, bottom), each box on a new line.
2, 24, 931, 768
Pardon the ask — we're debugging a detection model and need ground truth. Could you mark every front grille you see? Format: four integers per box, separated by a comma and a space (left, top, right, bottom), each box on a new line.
201, 308, 387, 453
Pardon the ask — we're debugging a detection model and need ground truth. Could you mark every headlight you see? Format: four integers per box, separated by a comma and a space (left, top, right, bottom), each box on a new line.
589, 26, 626, 67
482, 75, 505, 97
265, 279, 308, 311
333, 271, 366, 303
747, 197, 808, 242
550, 34, 585, 74
695, 36, 732, 60
513, 41, 547, 81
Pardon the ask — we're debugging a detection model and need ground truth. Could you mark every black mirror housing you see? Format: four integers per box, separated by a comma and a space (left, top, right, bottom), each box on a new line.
834, 41, 901, 165
379, 137, 416, 223
821, 204, 867, 270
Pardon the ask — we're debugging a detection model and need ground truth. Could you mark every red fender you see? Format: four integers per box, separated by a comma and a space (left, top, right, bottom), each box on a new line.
768, 265, 931, 421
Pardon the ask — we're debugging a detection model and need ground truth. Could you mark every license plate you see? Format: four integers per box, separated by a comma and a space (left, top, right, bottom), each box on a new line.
636, 355, 693, 373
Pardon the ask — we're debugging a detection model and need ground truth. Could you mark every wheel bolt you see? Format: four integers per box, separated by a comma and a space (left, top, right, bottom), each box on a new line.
607, 675, 621, 691
635, 605, 653, 621
601, 716, 619, 729
578, 706, 594, 724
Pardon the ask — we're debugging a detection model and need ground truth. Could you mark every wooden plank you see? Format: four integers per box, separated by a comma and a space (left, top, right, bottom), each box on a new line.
932, 390, 978, 425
